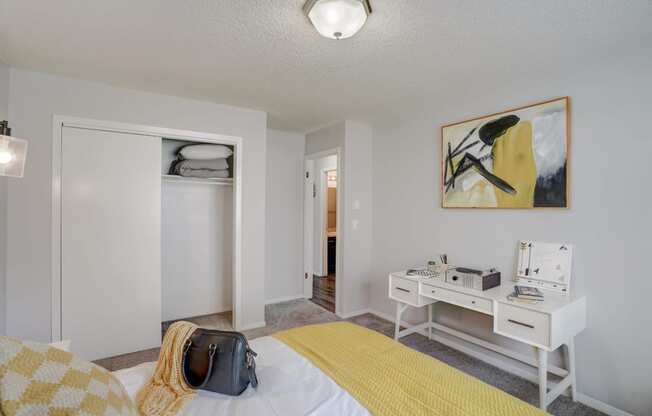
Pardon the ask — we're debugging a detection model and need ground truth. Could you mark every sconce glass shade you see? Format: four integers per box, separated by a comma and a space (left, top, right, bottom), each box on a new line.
0, 135, 28, 178
304, 0, 371, 40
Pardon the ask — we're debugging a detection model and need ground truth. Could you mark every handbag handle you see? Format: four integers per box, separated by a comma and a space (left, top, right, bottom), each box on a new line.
246, 348, 258, 388
182, 340, 218, 389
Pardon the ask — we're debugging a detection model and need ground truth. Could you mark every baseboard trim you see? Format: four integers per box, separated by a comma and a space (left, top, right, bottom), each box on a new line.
360, 308, 631, 416
574, 393, 634, 416
239, 321, 267, 331
337, 308, 372, 319
265, 294, 305, 305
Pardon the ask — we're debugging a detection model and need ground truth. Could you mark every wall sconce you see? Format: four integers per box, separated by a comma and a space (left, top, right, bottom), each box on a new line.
0, 121, 28, 178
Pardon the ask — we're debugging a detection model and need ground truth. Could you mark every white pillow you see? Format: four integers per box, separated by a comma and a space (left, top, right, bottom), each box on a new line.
179, 144, 233, 160
49, 339, 71, 352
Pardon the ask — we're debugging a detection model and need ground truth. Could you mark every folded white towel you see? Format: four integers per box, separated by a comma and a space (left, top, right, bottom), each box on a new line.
178, 168, 230, 179
179, 144, 233, 160
174, 158, 228, 171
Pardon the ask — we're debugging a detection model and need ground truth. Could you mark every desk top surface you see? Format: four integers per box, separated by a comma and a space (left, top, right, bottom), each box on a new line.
390, 270, 585, 314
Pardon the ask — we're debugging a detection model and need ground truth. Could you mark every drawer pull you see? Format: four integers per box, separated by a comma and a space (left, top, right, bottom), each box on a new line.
507, 319, 534, 329
395, 287, 411, 293
471, 301, 476, 304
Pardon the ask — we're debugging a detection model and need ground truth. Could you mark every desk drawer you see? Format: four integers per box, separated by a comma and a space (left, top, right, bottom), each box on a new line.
422, 284, 493, 315
390, 276, 419, 305
496, 303, 550, 347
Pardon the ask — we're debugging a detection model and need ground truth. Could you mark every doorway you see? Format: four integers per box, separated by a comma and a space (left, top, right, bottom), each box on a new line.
304, 150, 342, 314
311, 169, 337, 311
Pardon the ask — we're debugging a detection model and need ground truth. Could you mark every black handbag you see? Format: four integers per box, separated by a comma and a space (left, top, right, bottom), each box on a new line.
181, 328, 258, 396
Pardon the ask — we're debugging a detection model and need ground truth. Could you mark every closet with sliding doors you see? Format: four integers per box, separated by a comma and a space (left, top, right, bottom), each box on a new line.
55, 121, 239, 361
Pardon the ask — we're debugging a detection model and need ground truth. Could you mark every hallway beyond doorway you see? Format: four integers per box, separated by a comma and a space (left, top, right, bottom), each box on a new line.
311, 274, 335, 312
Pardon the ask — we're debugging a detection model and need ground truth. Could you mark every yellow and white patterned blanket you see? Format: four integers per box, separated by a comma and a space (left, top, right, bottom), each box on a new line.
0, 336, 136, 416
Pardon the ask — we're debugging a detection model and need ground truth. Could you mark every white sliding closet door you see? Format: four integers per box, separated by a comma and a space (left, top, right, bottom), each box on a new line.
61, 127, 162, 361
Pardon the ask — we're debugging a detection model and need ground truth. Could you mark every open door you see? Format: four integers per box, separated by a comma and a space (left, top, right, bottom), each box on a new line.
303, 159, 314, 298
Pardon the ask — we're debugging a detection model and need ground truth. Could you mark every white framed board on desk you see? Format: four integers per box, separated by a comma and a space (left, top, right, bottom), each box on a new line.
517, 241, 574, 294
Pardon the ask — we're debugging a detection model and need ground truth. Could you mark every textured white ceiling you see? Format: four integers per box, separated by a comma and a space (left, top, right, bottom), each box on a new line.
0, 0, 650, 131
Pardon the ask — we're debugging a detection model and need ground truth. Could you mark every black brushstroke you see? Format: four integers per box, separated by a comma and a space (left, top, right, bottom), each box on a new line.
463, 154, 517, 195
478, 115, 520, 146
444, 153, 492, 189
446, 153, 516, 195
447, 142, 455, 188
445, 126, 479, 191
533, 163, 567, 207
451, 140, 480, 158
451, 126, 478, 155
444, 117, 520, 197
444, 142, 450, 184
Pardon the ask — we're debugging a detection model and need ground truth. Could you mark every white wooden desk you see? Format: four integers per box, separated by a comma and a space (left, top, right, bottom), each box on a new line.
389, 271, 586, 411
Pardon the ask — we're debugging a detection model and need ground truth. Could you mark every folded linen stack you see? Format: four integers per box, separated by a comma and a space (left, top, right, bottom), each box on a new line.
170, 144, 233, 179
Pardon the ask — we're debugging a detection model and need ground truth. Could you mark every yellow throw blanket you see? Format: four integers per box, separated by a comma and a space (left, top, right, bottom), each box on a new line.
136, 321, 198, 416
273, 322, 548, 416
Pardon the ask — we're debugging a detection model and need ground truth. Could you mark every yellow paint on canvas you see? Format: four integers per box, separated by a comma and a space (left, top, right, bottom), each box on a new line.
444, 180, 497, 207
492, 122, 537, 208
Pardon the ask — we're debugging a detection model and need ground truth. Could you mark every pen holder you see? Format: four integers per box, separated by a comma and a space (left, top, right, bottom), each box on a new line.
427, 255, 449, 277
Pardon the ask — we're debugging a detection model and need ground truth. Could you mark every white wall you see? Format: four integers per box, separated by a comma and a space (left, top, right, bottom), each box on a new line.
5, 68, 267, 341
0, 62, 9, 335
265, 129, 305, 303
305, 122, 345, 155
162, 182, 232, 321
369, 53, 652, 415
341, 122, 373, 313
306, 121, 373, 315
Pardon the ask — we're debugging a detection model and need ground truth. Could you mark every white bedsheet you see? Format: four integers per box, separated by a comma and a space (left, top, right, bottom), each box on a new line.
113, 336, 370, 416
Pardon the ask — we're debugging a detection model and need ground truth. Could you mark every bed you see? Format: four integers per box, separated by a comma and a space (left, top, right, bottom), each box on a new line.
114, 322, 547, 416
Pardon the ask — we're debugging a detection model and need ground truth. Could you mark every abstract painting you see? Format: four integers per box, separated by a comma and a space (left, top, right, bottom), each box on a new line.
441, 97, 569, 208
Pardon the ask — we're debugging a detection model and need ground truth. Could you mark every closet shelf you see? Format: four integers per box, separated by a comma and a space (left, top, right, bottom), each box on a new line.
162, 175, 233, 186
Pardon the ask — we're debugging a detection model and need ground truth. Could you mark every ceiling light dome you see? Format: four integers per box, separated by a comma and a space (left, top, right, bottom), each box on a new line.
304, 0, 372, 40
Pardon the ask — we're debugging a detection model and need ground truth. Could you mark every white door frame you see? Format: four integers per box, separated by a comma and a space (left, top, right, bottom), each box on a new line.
51, 115, 245, 341
304, 148, 343, 315
303, 159, 314, 299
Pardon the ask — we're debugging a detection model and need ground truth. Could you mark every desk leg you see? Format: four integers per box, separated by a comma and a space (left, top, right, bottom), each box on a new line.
564, 338, 577, 400
427, 304, 433, 340
536, 347, 548, 410
394, 302, 402, 341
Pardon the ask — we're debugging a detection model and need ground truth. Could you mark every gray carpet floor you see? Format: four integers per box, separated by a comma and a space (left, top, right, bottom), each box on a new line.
106, 299, 604, 415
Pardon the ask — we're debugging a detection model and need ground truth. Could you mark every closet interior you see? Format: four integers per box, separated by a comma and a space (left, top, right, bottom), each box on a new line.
161, 138, 235, 328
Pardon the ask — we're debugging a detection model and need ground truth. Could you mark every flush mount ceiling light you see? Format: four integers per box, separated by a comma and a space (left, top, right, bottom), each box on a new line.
304, 0, 372, 40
